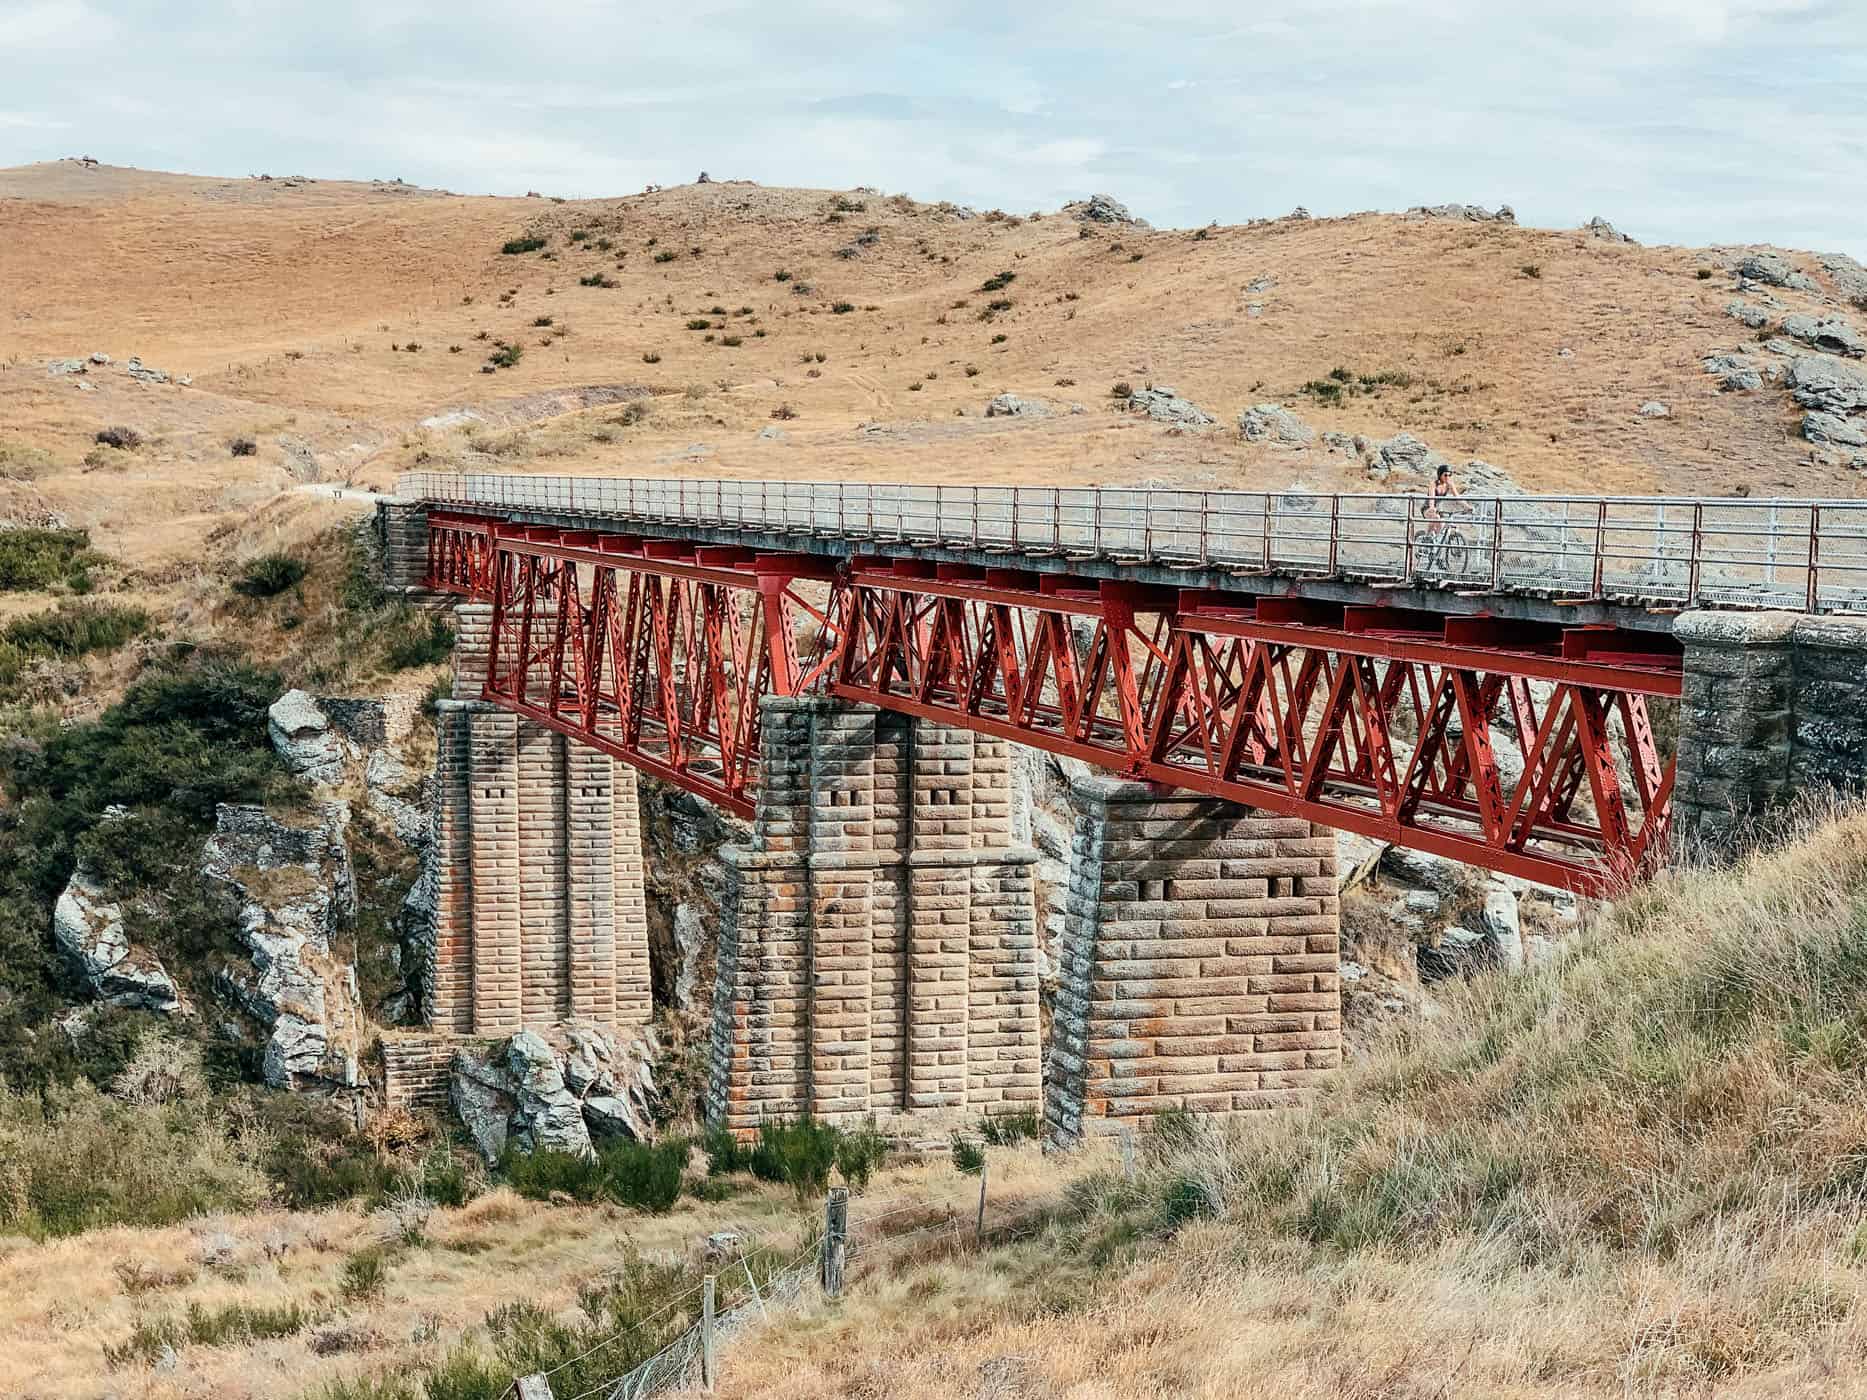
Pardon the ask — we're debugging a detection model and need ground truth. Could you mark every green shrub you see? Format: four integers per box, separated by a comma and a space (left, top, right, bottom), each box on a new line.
652, 249, 677, 263
834, 1121, 888, 1190
487, 341, 524, 369
340, 1245, 391, 1301
234, 552, 307, 598
950, 1134, 986, 1175
0, 527, 94, 591
383, 609, 455, 670
979, 270, 1015, 292
702, 1123, 745, 1176
94, 425, 142, 450
601, 1139, 687, 1213
500, 236, 547, 255
720, 335, 743, 347
1, 600, 148, 658
832, 301, 855, 314
978, 1110, 1041, 1147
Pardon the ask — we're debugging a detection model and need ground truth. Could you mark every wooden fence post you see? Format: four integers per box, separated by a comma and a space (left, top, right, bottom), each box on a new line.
515, 1375, 554, 1400
822, 1186, 848, 1298
701, 1273, 717, 1392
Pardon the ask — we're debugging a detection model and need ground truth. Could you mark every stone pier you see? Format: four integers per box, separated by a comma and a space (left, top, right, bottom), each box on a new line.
1046, 777, 1341, 1146
1673, 611, 1867, 849
382, 602, 652, 1108
706, 698, 1043, 1133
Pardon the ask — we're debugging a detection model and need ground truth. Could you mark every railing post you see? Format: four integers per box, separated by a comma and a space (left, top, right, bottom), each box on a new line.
1591, 500, 1608, 596
701, 1273, 717, 1392
1328, 495, 1340, 574
1260, 494, 1272, 570
1142, 490, 1154, 559
1687, 502, 1704, 606
1051, 490, 1060, 551
971, 485, 980, 548
1808, 505, 1823, 612
1092, 491, 1103, 556
1489, 499, 1503, 589
1403, 496, 1416, 578
821, 1187, 848, 1298
1011, 486, 1021, 550
1199, 491, 1210, 566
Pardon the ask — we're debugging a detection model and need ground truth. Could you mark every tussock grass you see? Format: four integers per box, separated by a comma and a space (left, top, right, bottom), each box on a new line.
725, 806, 1867, 1396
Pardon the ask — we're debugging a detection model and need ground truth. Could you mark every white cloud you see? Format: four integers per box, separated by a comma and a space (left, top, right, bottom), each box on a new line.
0, 2, 1860, 256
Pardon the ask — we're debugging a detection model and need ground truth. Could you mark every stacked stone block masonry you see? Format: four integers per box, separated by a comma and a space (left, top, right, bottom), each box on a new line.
383, 601, 651, 1108
1673, 610, 1867, 849
1047, 776, 1342, 1146
706, 698, 1042, 1133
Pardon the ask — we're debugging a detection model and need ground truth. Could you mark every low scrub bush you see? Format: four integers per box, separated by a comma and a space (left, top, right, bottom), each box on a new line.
382, 608, 455, 670
503, 1137, 689, 1213
107, 1300, 316, 1366
1, 600, 147, 659
229, 436, 258, 457
94, 425, 142, 450
340, 1245, 391, 1302
500, 235, 547, 255
487, 341, 523, 369
979, 270, 1016, 292
831, 301, 855, 314
233, 552, 307, 598
0, 527, 95, 591
977, 1109, 1041, 1147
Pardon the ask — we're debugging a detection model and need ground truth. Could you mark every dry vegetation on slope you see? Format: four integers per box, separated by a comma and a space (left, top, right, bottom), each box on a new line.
705, 805, 1867, 1398
3, 160, 1862, 600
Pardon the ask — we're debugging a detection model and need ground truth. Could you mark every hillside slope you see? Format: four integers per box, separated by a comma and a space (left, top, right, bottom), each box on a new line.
711, 805, 1867, 1397
4, 161, 1864, 594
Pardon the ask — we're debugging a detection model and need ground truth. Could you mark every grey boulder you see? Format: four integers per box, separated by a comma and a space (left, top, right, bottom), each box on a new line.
1123, 385, 1214, 426
1738, 251, 1818, 292
1702, 353, 1763, 392
51, 868, 181, 1013
1583, 216, 1635, 243
1238, 403, 1315, 445
268, 690, 349, 787
1782, 314, 1866, 359
985, 393, 1046, 418
1806, 412, 1867, 449
1788, 356, 1867, 413
1064, 194, 1147, 228
1726, 301, 1770, 329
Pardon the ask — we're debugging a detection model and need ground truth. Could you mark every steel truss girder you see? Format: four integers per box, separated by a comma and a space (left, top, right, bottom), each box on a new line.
425, 515, 1682, 894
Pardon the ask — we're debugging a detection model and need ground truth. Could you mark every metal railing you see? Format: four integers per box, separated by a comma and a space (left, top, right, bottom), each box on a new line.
396, 471, 1867, 614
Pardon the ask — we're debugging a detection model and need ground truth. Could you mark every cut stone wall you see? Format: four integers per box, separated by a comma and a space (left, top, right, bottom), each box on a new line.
1047, 776, 1341, 1146
375, 500, 432, 597
707, 698, 1042, 1132
1674, 611, 1867, 849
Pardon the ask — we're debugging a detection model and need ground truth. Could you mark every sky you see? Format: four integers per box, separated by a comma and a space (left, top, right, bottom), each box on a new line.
4, 0, 1864, 256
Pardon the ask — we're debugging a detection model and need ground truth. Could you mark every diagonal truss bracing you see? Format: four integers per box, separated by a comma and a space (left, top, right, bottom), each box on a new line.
426, 515, 1682, 893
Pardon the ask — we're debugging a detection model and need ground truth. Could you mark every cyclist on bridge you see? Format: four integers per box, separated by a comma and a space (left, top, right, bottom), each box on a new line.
1425, 463, 1464, 521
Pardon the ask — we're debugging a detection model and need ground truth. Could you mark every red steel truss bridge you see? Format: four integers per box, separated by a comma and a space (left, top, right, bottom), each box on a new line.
422, 504, 1684, 894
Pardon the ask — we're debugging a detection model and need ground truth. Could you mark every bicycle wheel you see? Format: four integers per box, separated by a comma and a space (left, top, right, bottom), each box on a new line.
1441, 529, 1469, 576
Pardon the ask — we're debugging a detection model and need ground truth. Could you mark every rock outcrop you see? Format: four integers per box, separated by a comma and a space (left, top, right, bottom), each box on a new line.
201, 802, 362, 1092
1737, 251, 1818, 292
1782, 314, 1866, 359
1703, 352, 1764, 392
1406, 203, 1515, 223
51, 867, 181, 1013
984, 393, 1046, 418
1582, 216, 1635, 243
1120, 385, 1214, 426
1788, 356, 1867, 413
1237, 403, 1315, 445
449, 1022, 660, 1161
1063, 194, 1148, 227
268, 691, 349, 787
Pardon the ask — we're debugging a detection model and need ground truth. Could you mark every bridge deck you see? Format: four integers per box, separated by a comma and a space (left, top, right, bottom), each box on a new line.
398, 472, 1867, 622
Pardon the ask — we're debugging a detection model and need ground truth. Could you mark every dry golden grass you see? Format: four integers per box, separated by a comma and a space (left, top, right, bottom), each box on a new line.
0, 1137, 1079, 1399
2, 161, 1858, 603
706, 806, 1867, 1398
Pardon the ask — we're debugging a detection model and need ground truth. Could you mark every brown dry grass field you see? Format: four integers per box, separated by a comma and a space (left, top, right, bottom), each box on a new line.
4, 159, 1858, 598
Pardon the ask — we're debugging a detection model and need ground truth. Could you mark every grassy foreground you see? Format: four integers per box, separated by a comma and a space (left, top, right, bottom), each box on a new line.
721, 806, 1867, 1397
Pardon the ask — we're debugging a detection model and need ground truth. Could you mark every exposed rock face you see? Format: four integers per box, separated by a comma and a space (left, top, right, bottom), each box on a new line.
1238, 403, 1315, 445
673, 902, 705, 1010
1788, 356, 1867, 413
1638, 401, 1671, 418
1782, 314, 1866, 359
1818, 252, 1867, 304
268, 691, 348, 787
1367, 431, 1442, 480
201, 802, 362, 1092
985, 393, 1046, 418
364, 748, 429, 847
1064, 193, 1147, 227
51, 867, 181, 1013
1405, 203, 1515, 223
1737, 251, 1818, 292
1122, 385, 1214, 426
449, 1022, 659, 1161
1806, 412, 1867, 448
1726, 301, 1771, 329
1703, 352, 1764, 392
1583, 216, 1635, 243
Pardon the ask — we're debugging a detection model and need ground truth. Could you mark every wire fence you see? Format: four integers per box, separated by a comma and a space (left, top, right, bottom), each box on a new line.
396, 472, 1867, 614
508, 1186, 1007, 1400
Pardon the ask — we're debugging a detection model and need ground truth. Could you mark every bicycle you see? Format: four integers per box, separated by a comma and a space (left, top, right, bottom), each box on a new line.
1416, 512, 1471, 578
